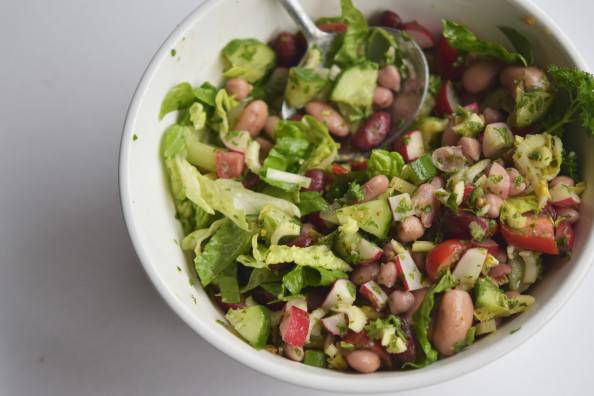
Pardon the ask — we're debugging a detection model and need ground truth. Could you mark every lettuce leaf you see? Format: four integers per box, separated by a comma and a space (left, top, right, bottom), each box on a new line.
282, 266, 348, 296
194, 219, 253, 286
214, 263, 240, 303
368, 149, 404, 179
193, 81, 218, 108
160, 82, 196, 119
334, 0, 369, 67
181, 218, 227, 255
298, 191, 329, 216
298, 116, 340, 172
442, 20, 527, 66
241, 268, 283, 293
266, 245, 352, 272
408, 271, 458, 368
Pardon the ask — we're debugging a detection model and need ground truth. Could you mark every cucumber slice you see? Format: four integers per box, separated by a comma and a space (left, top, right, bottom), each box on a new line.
303, 350, 327, 368
336, 199, 392, 239
330, 62, 378, 108
225, 305, 271, 350
401, 154, 437, 185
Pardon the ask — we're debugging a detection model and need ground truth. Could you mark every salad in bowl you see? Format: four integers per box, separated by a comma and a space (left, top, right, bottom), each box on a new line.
157, 0, 592, 374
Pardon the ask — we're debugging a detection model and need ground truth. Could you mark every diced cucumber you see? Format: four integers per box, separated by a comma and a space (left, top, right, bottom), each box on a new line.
225, 305, 271, 350
475, 319, 497, 335
330, 62, 379, 108
285, 67, 330, 108
390, 176, 417, 194
221, 39, 276, 83
336, 199, 392, 239
416, 116, 448, 149
303, 350, 327, 368
401, 154, 437, 185
411, 241, 435, 253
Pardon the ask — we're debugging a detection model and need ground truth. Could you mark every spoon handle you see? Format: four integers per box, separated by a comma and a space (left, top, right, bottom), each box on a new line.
277, 0, 324, 42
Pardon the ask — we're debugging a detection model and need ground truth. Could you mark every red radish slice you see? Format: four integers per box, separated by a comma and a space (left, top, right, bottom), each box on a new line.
555, 221, 575, 252
388, 193, 415, 221
435, 80, 460, 115
452, 247, 488, 290
215, 151, 245, 179
463, 102, 480, 113
393, 130, 425, 162
395, 251, 424, 291
404, 21, 435, 49
435, 37, 462, 80
280, 306, 310, 347
550, 183, 581, 207
357, 238, 384, 263
471, 239, 499, 256
321, 279, 356, 310
321, 313, 348, 336
359, 281, 388, 311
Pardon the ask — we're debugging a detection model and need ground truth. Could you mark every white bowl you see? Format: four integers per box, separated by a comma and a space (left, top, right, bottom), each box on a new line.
120, 0, 594, 392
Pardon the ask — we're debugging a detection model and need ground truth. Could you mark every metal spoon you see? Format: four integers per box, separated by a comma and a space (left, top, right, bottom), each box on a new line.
277, 0, 429, 148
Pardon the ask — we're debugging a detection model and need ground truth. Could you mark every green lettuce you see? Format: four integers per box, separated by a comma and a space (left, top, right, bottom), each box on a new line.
265, 245, 352, 272
160, 82, 196, 119
215, 263, 240, 303
442, 20, 527, 66
221, 38, 276, 83
193, 81, 218, 108
282, 266, 348, 296
368, 149, 405, 179
334, 0, 369, 67
241, 268, 283, 293
193, 219, 253, 286
298, 192, 329, 216
259, 205, 301, 245
181, 218, 227, 255
298, 116, 340, 172
408, 271, 458, 368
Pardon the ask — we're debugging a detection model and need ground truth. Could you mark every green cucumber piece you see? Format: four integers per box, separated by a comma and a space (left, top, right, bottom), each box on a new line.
304, 350, 327, 368
336, 199, 392, 239
401, 154, 437, 185
225, 305, 271, 349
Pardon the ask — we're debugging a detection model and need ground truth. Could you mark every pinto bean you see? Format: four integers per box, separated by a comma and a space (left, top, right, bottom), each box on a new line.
459, 137, 481, 162
392, 92, 419, 120
557, 207, 580, 224
396, 216, 425, 243
225, 78, 252, 101
432, 146, 466, 173
362, 175, 390, 202
485, 162, 511, 199
378, 65, 401, 92
441, 126, 460, 146
352, 112, 392, 150
388, 290, 415, 314
380, 10, 405, 30
373, 86, 394, 109
346, 350, 381, 373
264, 115, 280, 140
383, 241, 397, 261
489, 263, 512, 278
235, 100, 268, 137
550, 176, 575, 189
507, 168, 527, 196
483, 107, 504, 124
432, 289, 474, 356
412, 183, 438, 228
462, 61, 499, 94
500, 66, 548, 92
484, 193, 504, 218
351, 263, 380, 285
378, 261, 398, 288
305, 101, 349, 137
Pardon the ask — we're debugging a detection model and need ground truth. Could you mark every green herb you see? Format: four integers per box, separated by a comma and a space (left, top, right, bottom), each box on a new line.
561, 150, 580, 181
498, 26, 534, 65
344, 181, 365, 204
452, 326, 477, 353
510, 327, 521, 334
170, 48, 177, 57
132, 133, 139, 141
442, 20, 527, 65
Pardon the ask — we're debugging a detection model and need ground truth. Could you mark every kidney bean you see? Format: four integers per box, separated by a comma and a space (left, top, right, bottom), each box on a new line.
378, 65, 401, 92
484, 193, 504, 218
242, 172, 260, 189
483, 107, 504, 124
378, 261, 398, 288
346, 350, 381, 373
396, 216, 425, 243
507, 168, 527, 196
225, 77, 252, 101
362, 175, 390, 202
380, 10, 405, 30
318, 22, 348, 33
301, 169, 328, 193
373, 86, 394, 109
271, 32, 301, 67
405, 288, 428, 320
305, 101, 349, 137
489, 263, 512, 278
287, 235, 314, 248
256, 137, 273, 158
462, 61, 499, 94
557, 208, 580, 224
441, 210, 491, 239
432, 146, 466, 173
485, 162, 511, 199
352, 112, 392, 150
459, 137, 481, 162
394, 318, 417, 364
388, 290, 415, 314
412, 252, 426, 271
264, 115, 280, 140
235, 100, 268, 137
441, 126, 460, 146
500, 66, 548, 92
432, 289, 474, 356
550, 176, 575, 189
351, 262, 380, 285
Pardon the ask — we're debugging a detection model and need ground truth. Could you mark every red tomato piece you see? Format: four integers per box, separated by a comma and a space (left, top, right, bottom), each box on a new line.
342, 331, 371, 348
425, 240, 468, 280
318, 22, 348, 33
500, 214, 559, 255
215, 151, 245, 179
331, 163, 349, 175
279, 306, 310, 347
555, 221, 575, 253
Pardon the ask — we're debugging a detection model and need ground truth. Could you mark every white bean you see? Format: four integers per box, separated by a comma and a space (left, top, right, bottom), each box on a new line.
225, 77, 252, 101
305, 102, 349, 137
362, 175, 389, 202
378, 65, 401, 92
346, 350, 381, 373
396, 216, 425, 243
235, 100, 269, 137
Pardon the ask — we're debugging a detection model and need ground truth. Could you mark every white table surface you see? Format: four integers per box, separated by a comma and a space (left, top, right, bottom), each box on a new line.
2, 0, 594, 395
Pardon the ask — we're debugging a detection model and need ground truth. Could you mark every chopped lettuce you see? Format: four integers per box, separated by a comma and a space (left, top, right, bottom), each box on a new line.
282, 266, 348, 296
368, 149, 405, 179
266, 245, 352, 272
259, 204, 301, 245
193, 81, 218, 108
160, 82, 196, 119
409, 271, 457, 368
334, 0, 369, 67
473, 277, 535, 321
221, 39, 276, 83
188, 102, 207, 130
241, 268, 282, 293
215, 263, 241, 303
194, 219, 253, 286
442, 20, 527, 66
366, 315, 408, 354
297, 191, 329, 216
181, 218, 227, 255
298, 116, 340, 173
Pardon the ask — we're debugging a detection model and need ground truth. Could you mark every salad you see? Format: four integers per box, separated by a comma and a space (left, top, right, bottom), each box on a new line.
159, 0, 592, 373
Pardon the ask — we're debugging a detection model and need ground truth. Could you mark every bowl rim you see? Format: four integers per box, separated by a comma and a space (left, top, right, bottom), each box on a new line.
119, 0, 593, 392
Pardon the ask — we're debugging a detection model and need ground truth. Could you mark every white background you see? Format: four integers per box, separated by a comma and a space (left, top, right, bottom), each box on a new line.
2, 0, 594, 395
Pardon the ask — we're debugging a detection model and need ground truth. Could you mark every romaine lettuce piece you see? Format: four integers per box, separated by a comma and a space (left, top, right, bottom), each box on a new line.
181, 218, 227, 255
266, 245, 352, 272
160, 82, 195, 119
473, 277, 535, 321
333, 0, 369, 67
221, 39, 276, 83
367, 149, 404, 179
282, 266, 348, 296
297, 191, 329, 216
259, 205, 301, 245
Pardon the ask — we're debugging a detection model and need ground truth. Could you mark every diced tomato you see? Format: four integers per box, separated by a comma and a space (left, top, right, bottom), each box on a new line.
471, 239, 499, 256
342, 331, 371, 348
555, 221, 575, 252
279, 306, 310, 347
435, 37, 462, 80
318, 22, 348, 33
463, 185, 474, 201
425, 239, 468, 280
500, 214, 559, 255
349, 160, 368, 171
290, 113, 304, 121
331, 163, 349, 175
215, 151, 245, 179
